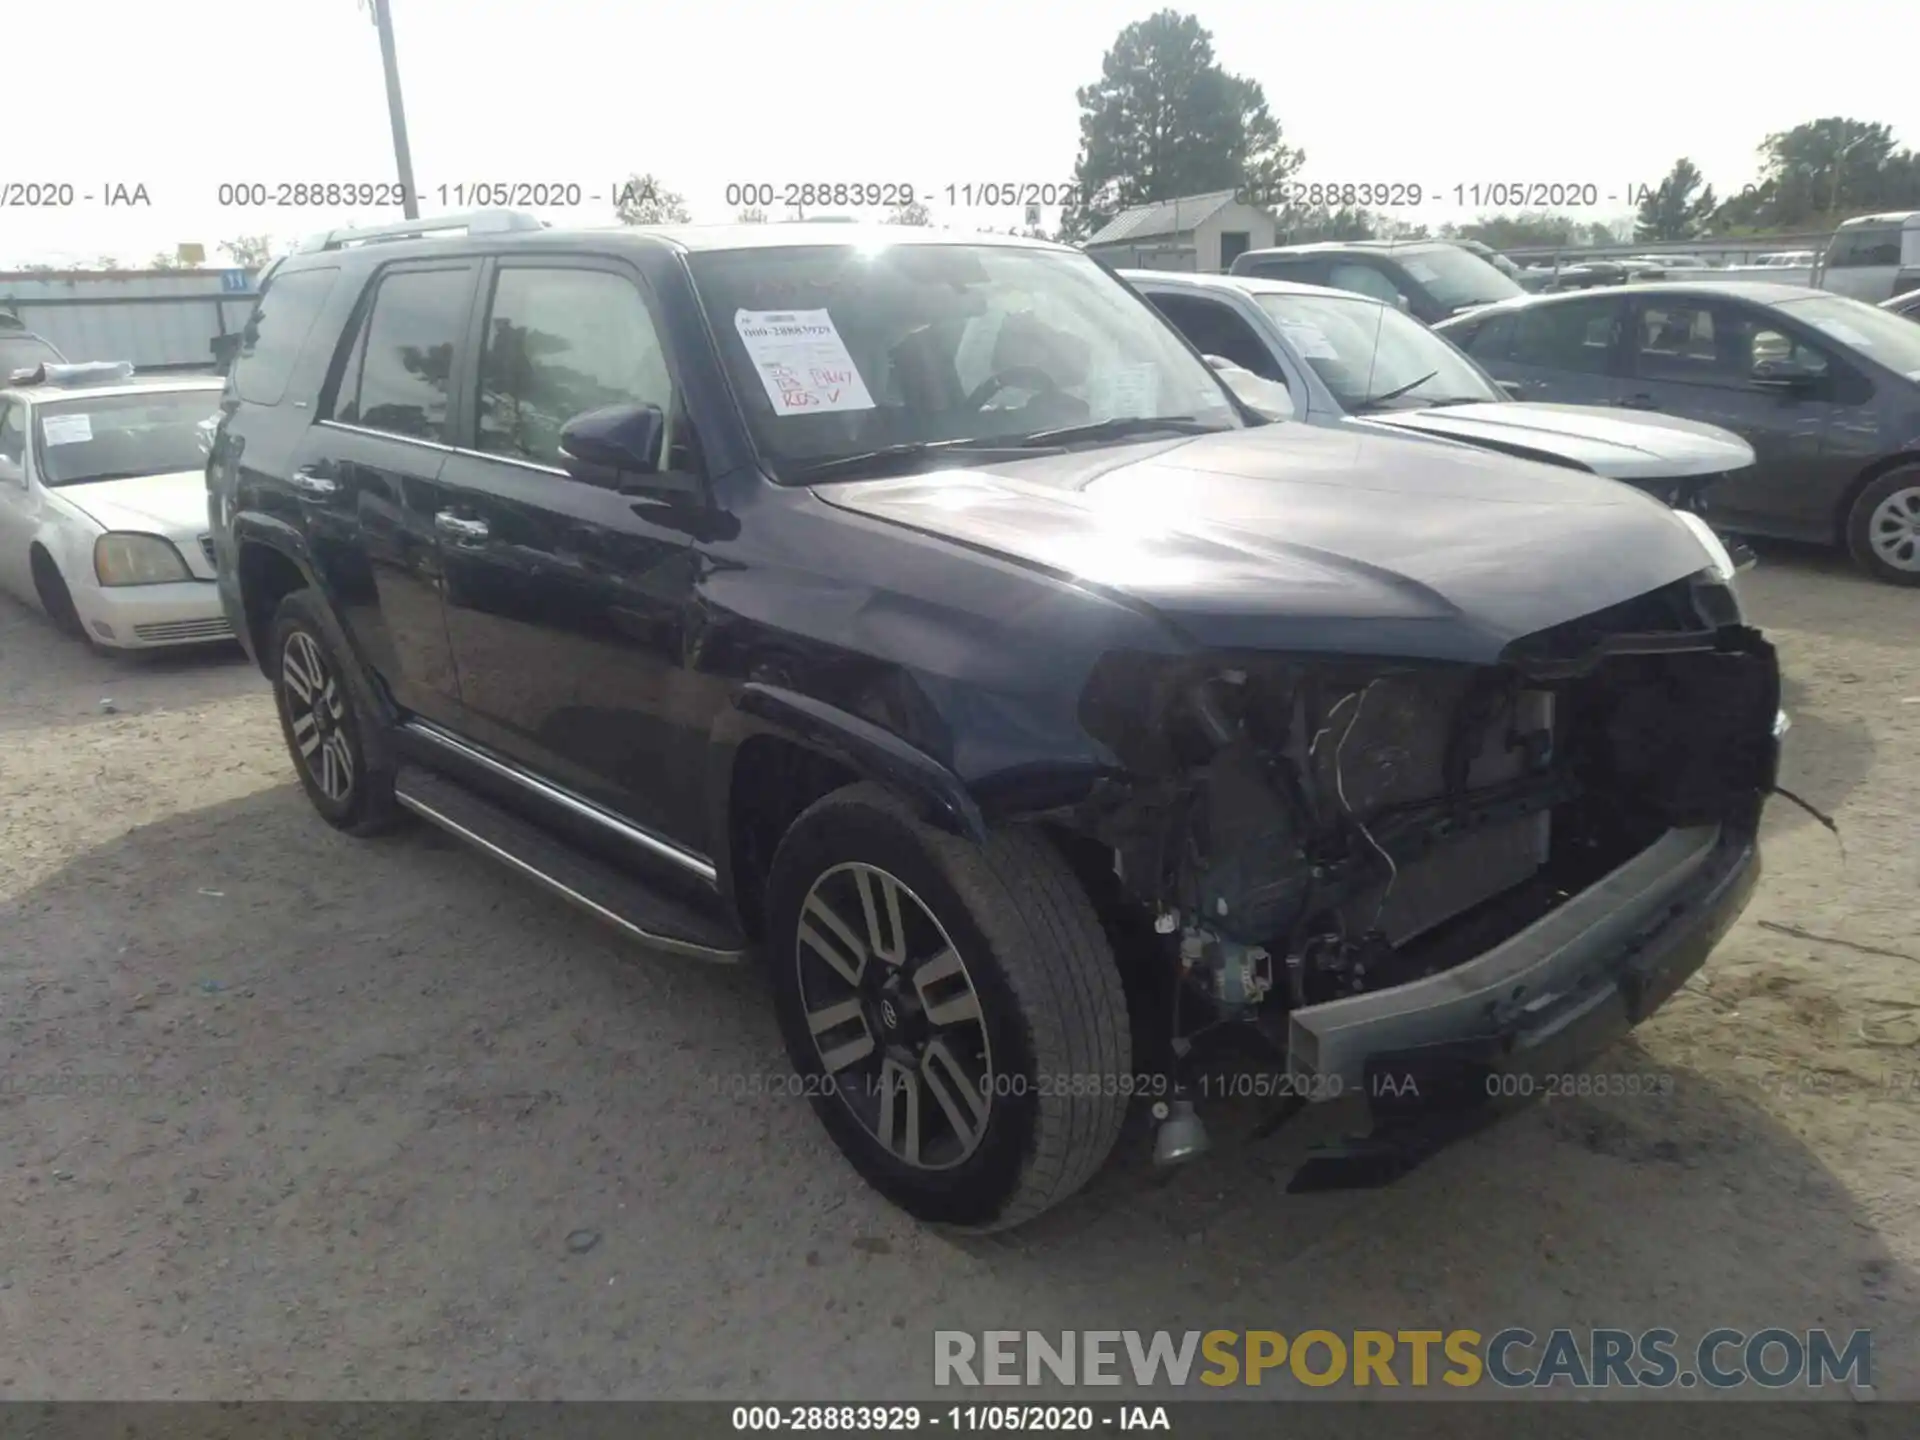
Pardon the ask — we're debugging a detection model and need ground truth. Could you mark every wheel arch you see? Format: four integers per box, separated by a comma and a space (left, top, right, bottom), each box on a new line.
708, 683, 988, 941
231, 515, 320, 676
1833, 447, 1920, 545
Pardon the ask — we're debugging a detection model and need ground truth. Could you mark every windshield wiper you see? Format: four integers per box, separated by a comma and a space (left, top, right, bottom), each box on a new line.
1350, 371, 1439, 412
1005, 415, 1225, 447
788, 438, 1052, 483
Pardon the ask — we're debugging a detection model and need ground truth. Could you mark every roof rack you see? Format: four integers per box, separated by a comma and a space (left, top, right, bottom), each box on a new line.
294, 209, 548, 254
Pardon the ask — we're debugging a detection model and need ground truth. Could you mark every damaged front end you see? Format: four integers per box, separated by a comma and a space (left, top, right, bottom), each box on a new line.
1066, 571, 1780, 1188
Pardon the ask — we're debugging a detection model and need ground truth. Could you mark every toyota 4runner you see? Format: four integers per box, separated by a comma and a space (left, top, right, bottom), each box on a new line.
208, 211, 1782, 1231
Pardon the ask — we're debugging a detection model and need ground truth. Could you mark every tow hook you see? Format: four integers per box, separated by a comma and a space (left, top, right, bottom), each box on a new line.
1150, 1092, 1211, 1167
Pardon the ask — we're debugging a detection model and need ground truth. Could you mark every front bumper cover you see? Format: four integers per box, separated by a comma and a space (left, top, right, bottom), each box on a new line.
1282, 821, 1760, 1191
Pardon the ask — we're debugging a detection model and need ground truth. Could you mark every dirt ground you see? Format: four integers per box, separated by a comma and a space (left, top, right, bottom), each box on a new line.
0, 542, 1915, 1402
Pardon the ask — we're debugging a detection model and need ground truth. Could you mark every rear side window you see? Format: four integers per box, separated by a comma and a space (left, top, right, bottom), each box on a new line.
233, 265, 339, 407
0, 334, 63, 375
1509, 297, 1621, 375
331, 267, 472, 443
1827, 225, 1901, 269
1454, 313, 1512, 359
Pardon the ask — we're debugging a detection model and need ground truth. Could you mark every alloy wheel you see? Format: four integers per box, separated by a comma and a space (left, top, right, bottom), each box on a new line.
281, 629, 355, 803
795, 862, 994, 1170
1868, 484, 1920, 573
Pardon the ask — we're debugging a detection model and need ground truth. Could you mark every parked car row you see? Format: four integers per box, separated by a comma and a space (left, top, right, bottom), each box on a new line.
1438, 283, 1920, 584
1121, 269, 1758, 552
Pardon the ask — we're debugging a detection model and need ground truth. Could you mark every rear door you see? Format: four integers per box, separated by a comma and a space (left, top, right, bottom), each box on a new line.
291, 261, 477, 725
1475, 294, 1628, 405
1619, 294, 1843, 537
433, 255, 706, 840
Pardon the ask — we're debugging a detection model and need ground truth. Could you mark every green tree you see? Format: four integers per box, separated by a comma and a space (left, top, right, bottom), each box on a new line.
1713, 118, 1919, 229
1634, 159, 1717, 241
735, 207, 769, 224
1061, 10, 1302, 240
887, 199, 933, 226
1448, 212, 1584, 249
148, 252, 187, 270
613, 173, 691, 226
219, 235, 275, 267
1280, 206, 1378, 243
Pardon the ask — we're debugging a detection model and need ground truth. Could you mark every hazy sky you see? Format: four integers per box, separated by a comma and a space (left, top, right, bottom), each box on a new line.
5, 0, 1914, 267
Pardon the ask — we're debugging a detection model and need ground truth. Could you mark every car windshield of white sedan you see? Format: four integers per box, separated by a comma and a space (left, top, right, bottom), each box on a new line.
33, 390, 222, 487
1778, 294, 1920, 379
1254, 292, 1499, 411
688, 242, 1242, 479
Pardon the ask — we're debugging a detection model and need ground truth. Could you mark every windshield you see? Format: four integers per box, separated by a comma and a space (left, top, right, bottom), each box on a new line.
1254, 291, 1499, 411
687, 242, 1242, 478
1394, 246, 1524, 310
33, 388, 222, 487
1778, 293, 1920, 378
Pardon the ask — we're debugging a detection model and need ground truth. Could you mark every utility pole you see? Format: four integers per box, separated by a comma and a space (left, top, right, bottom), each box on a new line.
368, 0, 420, 218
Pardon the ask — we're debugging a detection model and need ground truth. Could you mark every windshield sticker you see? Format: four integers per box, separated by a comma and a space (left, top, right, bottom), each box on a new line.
1279, 321, 1341, 361
733, 310, 875, 415
41, 413, 93, 445
1094, 362, 1159, 417
1808, 319, 1872, 349
1401, 260, 1439, 282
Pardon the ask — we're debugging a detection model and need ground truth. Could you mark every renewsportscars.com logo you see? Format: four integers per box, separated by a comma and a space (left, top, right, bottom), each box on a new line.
933, 1328, 1872, 1390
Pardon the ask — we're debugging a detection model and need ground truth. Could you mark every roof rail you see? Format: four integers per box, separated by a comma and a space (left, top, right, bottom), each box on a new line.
294, 209, 548, 254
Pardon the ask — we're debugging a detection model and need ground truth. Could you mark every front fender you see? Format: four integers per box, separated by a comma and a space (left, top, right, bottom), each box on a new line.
708, 682, 989, 848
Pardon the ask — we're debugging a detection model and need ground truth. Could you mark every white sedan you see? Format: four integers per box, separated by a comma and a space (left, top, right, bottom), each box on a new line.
0, 365, 232, 649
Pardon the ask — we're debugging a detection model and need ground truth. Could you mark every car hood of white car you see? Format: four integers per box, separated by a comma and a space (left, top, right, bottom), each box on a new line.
1356, 402, 1756, 480
54, 468, 209, 537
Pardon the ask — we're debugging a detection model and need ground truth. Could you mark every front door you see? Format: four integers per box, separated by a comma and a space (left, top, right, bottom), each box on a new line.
292, 261, 477, 726
1619, 295, 1842, 537
434, 257, 708, 842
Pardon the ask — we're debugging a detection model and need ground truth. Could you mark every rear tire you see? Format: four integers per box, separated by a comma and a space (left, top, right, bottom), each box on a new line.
765, 783, 1130, 1231
268, 589, 402, 836
1845, 465, 1920, 586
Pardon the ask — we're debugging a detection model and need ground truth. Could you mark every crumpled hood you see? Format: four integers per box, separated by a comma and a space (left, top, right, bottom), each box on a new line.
55, 469, 210, 537
1355, 403, 1755, 481
813, 424, 1717, 664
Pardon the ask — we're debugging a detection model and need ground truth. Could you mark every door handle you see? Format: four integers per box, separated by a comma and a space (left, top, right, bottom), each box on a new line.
1615, 394, 1660, 410
288, 467, 339, 497
434, 511, 490, 542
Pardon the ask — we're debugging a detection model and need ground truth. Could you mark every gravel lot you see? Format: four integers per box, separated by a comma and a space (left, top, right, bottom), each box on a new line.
1, 543, 1915, 1402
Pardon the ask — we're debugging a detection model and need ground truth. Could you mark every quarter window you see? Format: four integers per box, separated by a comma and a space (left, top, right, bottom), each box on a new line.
232, 266, 339, 407
475, 267, 676, 469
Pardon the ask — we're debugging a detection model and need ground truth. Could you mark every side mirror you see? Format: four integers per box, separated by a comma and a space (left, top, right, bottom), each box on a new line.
1207, 358, 1296, 420
0, 455, 22, 486
1393, 295, 1412, 314
559, 403, 691, 493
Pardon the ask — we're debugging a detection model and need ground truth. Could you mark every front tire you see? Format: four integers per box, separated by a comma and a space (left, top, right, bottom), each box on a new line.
1845, 465, 1920, 586
268, 589, 401, 836
765, 784, 1131, 1231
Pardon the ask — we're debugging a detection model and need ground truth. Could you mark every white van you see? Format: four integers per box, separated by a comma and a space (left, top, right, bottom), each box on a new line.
1813, 211, 1920, 302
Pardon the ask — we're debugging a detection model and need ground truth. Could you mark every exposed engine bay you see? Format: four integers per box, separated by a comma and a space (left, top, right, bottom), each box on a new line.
1070, 573, 1781, 1077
